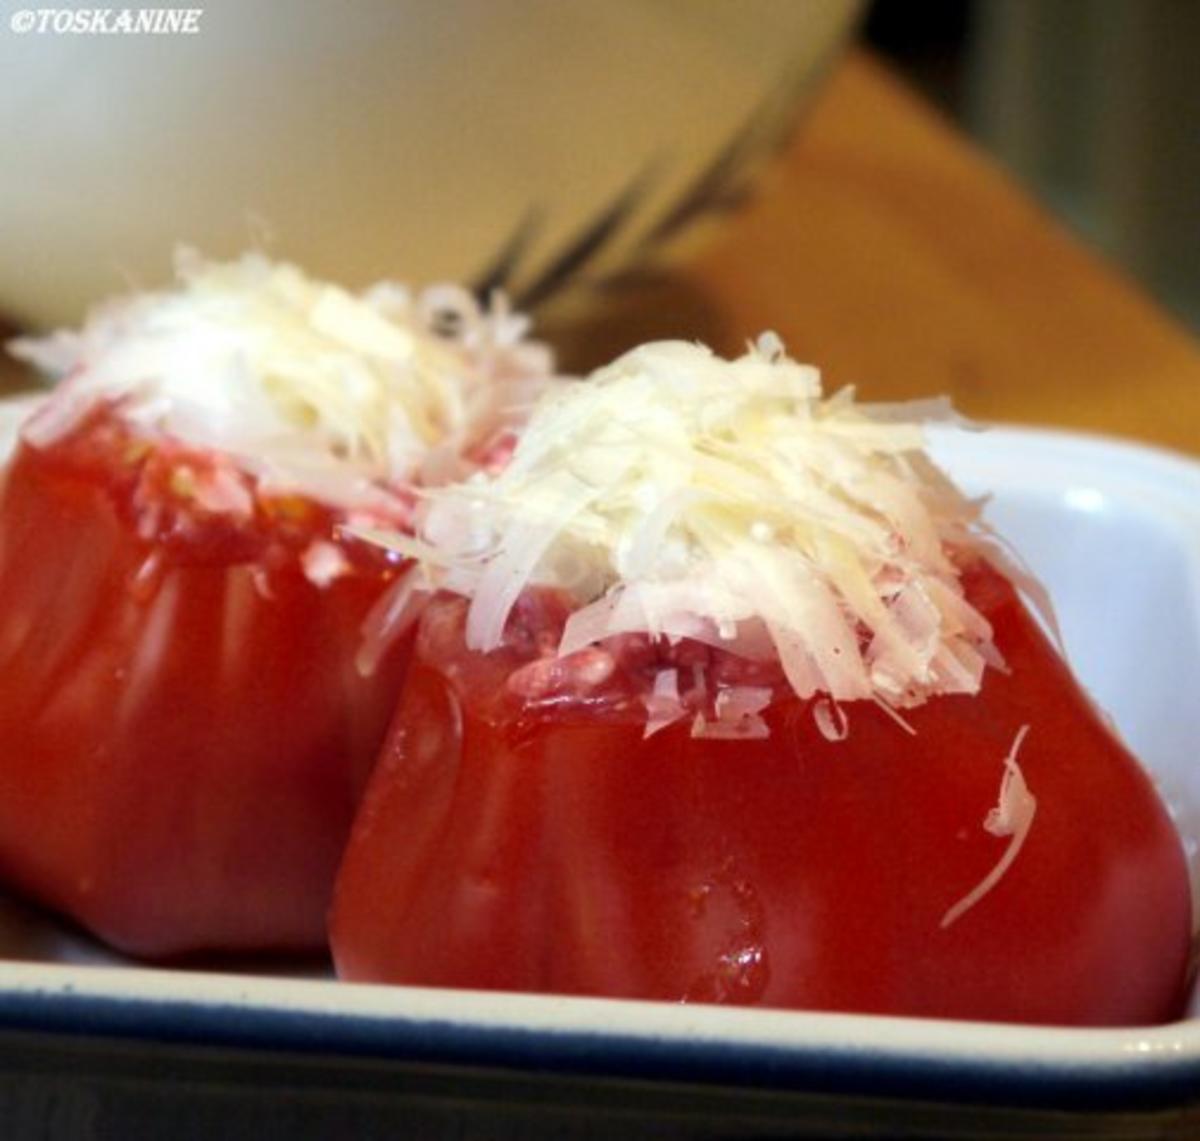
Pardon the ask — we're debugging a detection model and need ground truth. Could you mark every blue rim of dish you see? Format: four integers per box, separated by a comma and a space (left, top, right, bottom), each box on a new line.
0, 981, 1196, 1114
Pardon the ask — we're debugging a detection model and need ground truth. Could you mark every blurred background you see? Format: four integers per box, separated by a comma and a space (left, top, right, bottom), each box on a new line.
0, 0, 1194, 342
0, 0, 862, 331
866, 0, 1199, 331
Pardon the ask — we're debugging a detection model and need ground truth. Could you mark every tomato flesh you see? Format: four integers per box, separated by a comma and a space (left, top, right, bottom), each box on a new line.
0, 414, 413, 956
331, 564, 1193, 1025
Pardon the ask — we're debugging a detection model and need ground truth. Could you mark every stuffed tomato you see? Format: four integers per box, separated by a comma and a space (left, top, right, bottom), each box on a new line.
0, 252, 550, 956
331, 338, 1193, 1025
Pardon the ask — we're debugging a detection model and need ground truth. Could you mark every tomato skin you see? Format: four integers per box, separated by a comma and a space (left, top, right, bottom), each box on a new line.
331, 565, 1193, 1026
0, 437, 412, 957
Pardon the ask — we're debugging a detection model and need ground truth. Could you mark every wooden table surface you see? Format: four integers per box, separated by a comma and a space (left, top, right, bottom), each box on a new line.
553, 49, 1200, 458
4, 49, 1198, 457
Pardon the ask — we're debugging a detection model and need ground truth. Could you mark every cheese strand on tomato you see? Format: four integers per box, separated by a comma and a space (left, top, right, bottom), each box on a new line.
382, 335, 1005, 715
941, 725, 1037, 929
9, 250, 552, 515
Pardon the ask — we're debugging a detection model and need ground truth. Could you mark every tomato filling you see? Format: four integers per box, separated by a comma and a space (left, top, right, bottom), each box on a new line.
331, 562, 1194, 1026
0, 409, 414, 956
26, 403, 417, 564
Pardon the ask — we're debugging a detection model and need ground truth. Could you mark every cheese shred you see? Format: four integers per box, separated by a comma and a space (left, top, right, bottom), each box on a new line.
940, 725, 1037, 929
9, 250, 553, 517
386, 336, 1004, 713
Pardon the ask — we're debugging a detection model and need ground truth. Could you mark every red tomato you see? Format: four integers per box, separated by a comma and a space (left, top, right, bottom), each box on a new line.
0, 412, 413, 957
331, 563, 1193, 1025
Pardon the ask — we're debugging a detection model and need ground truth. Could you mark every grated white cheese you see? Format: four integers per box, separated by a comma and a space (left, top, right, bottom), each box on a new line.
390, 336, 1002, 712
813, 697, 850, 742
940, 725, 1037, 929
355, 564, 429, 677
300, 540, 351, 589
643, 668, 683, 739
692, 686, 775, 740
9, 250, 553, 516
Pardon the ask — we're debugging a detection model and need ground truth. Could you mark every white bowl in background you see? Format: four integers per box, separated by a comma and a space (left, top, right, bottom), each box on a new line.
0, 0, 860, 333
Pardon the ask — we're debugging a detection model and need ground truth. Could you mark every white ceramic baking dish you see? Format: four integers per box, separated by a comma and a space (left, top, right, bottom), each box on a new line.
0, 405, 1196, 1139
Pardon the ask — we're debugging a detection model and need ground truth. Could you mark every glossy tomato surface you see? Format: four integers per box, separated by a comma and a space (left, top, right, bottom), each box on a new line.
0, 415, 412, 957
331, 564, 1193, 1026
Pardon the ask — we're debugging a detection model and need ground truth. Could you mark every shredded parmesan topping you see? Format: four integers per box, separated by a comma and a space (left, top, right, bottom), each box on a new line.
389, 336, 1002, 713
9, 250, 553, 514
941, 725, 1037, 928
